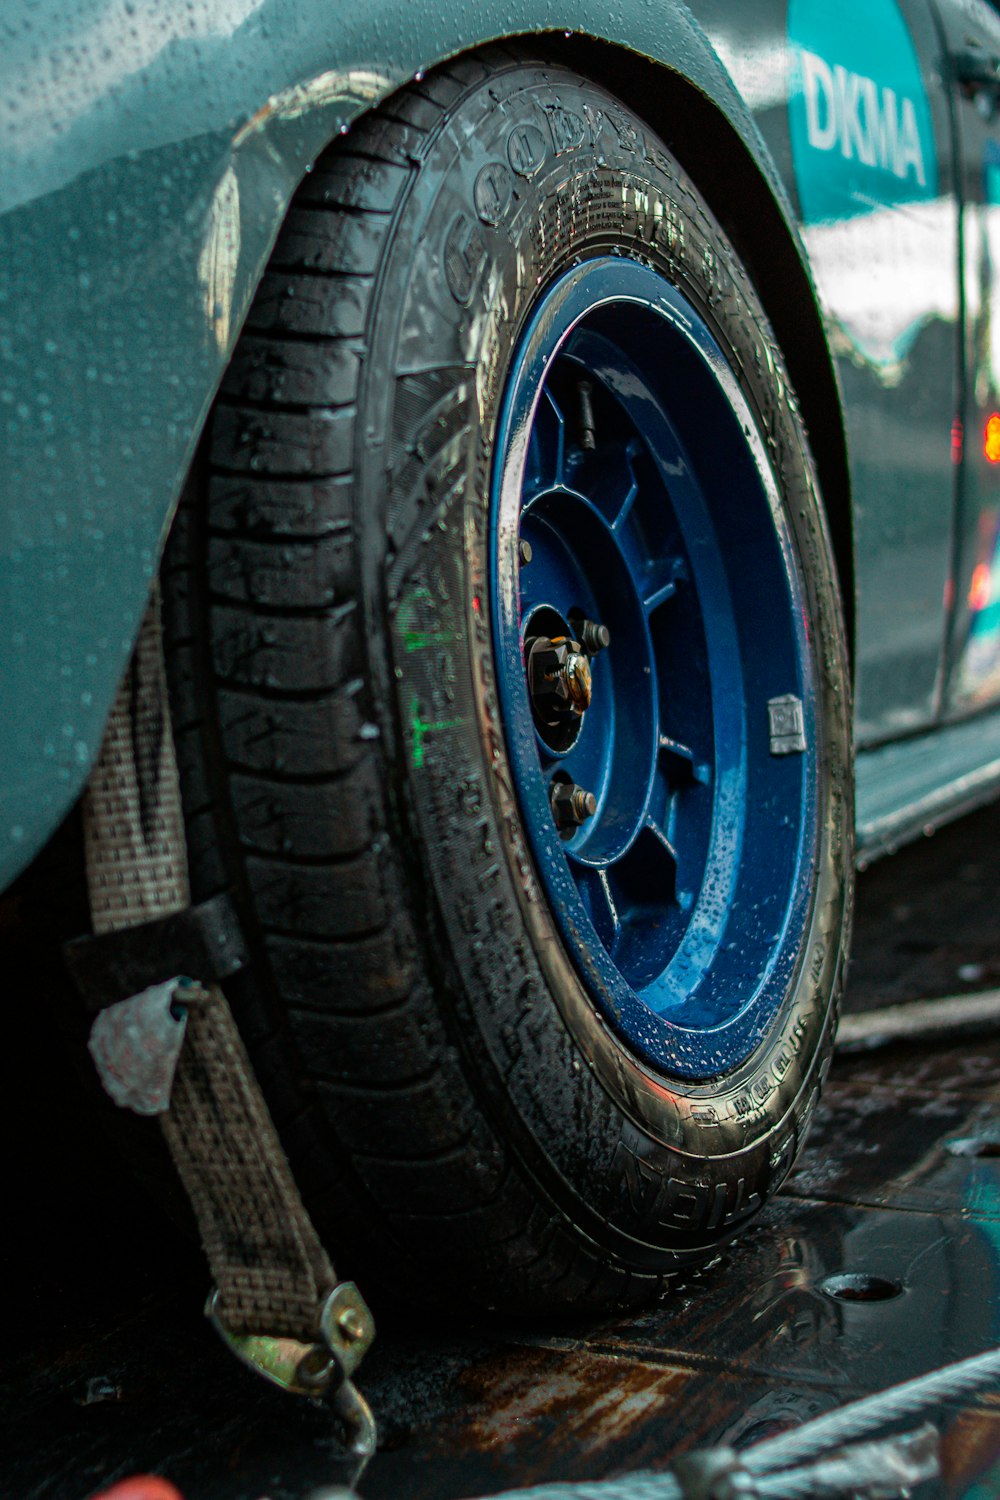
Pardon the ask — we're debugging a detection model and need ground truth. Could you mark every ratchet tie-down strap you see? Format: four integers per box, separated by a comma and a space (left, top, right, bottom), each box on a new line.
65, 588, 376, 1455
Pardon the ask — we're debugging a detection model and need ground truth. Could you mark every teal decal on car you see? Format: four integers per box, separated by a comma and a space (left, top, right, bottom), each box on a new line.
788, 0, 937, 223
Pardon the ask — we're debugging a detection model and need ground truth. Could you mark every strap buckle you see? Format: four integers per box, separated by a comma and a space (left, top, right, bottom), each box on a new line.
205, 1283, 377, 1455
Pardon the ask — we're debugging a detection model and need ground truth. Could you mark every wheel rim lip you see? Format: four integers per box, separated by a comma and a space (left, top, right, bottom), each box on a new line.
490, 257, 819, 1080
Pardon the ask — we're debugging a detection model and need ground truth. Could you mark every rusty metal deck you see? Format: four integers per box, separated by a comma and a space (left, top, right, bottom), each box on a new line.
7, 804, 1000, 1499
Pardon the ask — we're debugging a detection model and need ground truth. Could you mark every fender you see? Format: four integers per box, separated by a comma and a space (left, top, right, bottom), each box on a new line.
0, 0, 838, 888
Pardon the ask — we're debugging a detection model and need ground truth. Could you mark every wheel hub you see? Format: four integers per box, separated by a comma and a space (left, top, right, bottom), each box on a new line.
526, 634, 594, 724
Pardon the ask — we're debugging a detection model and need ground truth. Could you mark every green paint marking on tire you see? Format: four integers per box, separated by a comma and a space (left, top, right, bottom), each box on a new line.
398, 584, 461, 653
403, 628, 462, 652
409, 694, 462, 769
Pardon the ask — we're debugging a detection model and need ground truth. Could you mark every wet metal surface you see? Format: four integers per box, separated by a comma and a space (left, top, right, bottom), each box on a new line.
9, 804, 1000, 1498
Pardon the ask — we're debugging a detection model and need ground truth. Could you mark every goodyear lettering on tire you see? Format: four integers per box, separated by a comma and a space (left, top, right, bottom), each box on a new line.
788, 0, 937, 223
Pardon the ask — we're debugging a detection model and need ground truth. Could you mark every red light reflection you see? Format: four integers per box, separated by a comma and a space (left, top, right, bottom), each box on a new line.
970, 562, 992, 612
985, 414, 1000, 463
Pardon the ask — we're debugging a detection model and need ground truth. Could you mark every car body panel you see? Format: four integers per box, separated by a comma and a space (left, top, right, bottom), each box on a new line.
6, 0, 1000, 893
688, 0, 960, 746
855, 700, 1000, 854
935, 0, 1000, 712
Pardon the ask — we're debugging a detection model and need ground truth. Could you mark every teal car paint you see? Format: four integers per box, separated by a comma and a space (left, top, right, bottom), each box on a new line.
696, 0, 959, 742
788, 0, 938, 226
788, 0, 955, 743
940, 0, 1000, 714
0, 0, 805, 893
5, 0, 1000, 889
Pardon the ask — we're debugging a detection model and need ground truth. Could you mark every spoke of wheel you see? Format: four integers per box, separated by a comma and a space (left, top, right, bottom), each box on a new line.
524, 387, 566, 498
644, 817, 678, 862
543, 387, 566, 487
610, 439, 642, 531
658, 734, 711, 786
643, 578, 678, 612
645, 816, 694, 912
578, 865, 621, 953
598, 870, 620, 949
642, 557, 687, 615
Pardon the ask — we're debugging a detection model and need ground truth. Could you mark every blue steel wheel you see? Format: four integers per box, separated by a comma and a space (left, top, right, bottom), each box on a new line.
168, 53, 854, 1316
492, 259, 819, 1081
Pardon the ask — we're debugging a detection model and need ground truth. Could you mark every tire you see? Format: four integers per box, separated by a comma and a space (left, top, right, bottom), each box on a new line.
162, 46, 853, 1315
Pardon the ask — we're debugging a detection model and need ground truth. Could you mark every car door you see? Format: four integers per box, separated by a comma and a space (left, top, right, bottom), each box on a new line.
933, 0, 1000, 713
689, 0, 960, 746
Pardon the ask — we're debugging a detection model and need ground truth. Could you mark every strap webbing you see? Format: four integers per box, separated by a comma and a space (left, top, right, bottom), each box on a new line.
81, 586, 337, 1343
162, 990, 336, 1339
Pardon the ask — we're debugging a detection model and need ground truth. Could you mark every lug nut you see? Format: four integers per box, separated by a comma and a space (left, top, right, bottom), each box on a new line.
519, 538, 533, 565
527, 636, 593, 721
571, 617, 611, 655
550, 780, 597, 831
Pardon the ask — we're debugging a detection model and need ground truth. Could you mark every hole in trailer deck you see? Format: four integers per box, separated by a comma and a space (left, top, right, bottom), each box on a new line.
819, 1273, 903, 1303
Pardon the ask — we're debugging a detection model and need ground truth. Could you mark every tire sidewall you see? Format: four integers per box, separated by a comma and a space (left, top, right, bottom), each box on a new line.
356, 59, 852, 1260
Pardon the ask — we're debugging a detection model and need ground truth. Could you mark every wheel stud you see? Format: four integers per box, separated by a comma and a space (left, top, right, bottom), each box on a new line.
550, 780, 597, 831
576, 379, 597, 451
571, 616, 611, 655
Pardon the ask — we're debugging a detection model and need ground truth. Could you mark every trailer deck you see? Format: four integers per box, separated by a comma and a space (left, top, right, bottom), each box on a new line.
7, 804, 1000, 1500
